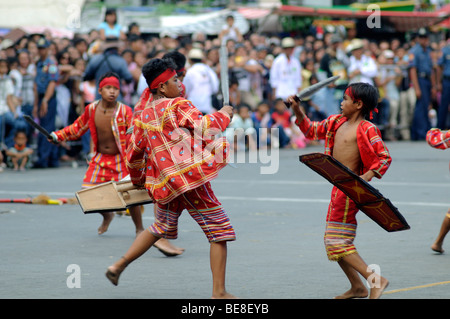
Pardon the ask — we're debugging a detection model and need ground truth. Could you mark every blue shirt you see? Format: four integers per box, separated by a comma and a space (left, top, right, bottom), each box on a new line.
83, 50, 133, 100
409, 43, 433, 76
438, 45, 450, 77
35, 56, 59, 94
98, 22, 122, 38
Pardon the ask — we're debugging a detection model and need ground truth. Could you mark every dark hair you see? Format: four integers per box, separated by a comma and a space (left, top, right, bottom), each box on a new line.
344, 82, 379, 117
14, 129, 27, 138
237, 103, 251, 112
0, 59, 9, 71
121, 48, 135, 59
142, 58, 177, 93
99, 71, 120, 83
128, 22, 139, 33
162, 50, 186, 74
104, 8, 117, 23
73, 38, 87, 47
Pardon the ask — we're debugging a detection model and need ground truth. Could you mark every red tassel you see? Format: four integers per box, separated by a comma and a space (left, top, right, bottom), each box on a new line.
369, 107, 379, 120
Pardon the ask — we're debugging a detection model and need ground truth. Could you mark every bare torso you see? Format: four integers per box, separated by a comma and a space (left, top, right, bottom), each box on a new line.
95, 102, 120, 155
333, 120, 361, 174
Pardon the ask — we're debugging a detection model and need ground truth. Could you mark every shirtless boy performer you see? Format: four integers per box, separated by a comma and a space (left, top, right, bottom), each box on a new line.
427, 128, 450, 253
288, 82, 392, 299
106, 58, 236, 298
49, 72, 143, 235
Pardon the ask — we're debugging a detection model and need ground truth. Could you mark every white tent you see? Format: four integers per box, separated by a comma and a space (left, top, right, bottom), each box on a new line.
0, 1, 250, 37
0, 0, 85, 36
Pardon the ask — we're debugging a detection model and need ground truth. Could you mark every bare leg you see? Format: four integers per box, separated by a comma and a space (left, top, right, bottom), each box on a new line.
11, 157, 19, 171
210, 241, 236, 299
152, 205, 185, 256
19, 157, 28, 171
335, 258, 368, 299
128, 205, 144, 236
336, 252, 388, 299
431, 211, 450, 253
98, 212, 114, 235
106, 230, 159, 285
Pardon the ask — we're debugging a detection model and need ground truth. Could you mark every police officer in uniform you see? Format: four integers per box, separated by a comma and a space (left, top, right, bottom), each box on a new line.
437, 42, 450, 129
32, 38, 59, 168
409, 28, 436, 140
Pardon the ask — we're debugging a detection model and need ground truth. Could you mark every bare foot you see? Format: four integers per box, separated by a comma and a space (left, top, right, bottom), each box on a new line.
431, 242, 444, 254
98, 212, 114, 235
334, 287, 368, 299
105, 256, 129, 286
211, 292, 238, 299
105, 266, 122, 286
369, 277, 389, 299
154, 238, 184, 256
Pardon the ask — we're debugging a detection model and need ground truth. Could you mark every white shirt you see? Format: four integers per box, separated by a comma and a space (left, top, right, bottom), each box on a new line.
348, 54, 378, 85
269, 53, 302, 100
183, 63, 219, 114
0, 75, 14, 115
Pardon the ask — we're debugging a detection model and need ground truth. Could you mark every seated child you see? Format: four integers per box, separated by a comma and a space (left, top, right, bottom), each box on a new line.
6, 130, 33, 171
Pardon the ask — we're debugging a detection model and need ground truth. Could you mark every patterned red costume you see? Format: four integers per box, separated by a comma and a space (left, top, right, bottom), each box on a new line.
427, 128, 450, 150
127, 96, 235, 242
297, 114, 392, 261
427, 128, 450, 219
52, 101, 133, 188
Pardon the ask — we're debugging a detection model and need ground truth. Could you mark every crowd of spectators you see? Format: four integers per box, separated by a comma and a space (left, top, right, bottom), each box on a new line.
0, 9, 449, 170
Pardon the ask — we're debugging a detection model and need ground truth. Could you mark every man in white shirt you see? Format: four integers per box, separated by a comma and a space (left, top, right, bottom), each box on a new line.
0, 59, 17, 148
269, 37, 302, 100
183, 48, 219, 114
347, 39, 378, 85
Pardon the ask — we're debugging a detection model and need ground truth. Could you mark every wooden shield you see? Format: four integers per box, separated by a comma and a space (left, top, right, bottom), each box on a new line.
300, 152, 410, 232
75, 180, 153, 214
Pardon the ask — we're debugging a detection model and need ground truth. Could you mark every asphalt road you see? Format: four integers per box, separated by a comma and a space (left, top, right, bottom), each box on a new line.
1, 141, 449, 303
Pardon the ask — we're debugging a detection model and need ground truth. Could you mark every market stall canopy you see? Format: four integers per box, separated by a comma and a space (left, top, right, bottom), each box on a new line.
276, 3, 450, 32
237, 7, 272, 20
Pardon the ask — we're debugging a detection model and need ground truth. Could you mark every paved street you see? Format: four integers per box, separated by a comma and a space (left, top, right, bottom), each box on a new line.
0, 141, 449, 302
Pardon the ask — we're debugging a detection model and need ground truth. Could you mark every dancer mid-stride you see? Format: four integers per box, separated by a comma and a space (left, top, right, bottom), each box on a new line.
105, 58, 236, 299
288, 82, 392, 299
427, 128, 450, 254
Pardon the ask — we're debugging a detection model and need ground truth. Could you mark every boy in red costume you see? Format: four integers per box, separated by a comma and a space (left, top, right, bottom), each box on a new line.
50, 72, 143, 235
427, 128, 450, 253
288, 82, 392, 299
106, 58, 236, 298
128, 52, 187, 257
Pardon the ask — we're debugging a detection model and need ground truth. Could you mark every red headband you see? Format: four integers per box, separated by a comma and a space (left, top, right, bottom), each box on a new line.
150, 69, 176, 90
345, 86, 378, 120
345, 86, 356, 101
99, 76, 120, 89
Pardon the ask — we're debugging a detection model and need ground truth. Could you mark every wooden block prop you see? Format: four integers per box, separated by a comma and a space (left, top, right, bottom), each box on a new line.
76, 180, 153, 214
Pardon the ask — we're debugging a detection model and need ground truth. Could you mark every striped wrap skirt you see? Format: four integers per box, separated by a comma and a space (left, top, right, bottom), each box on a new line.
82, 152, 128, 188
149, 182, 236, 243
324, 186, 359, 261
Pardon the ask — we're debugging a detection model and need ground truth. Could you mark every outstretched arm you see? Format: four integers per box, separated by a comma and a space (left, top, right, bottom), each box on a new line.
427, 128, 450, 150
